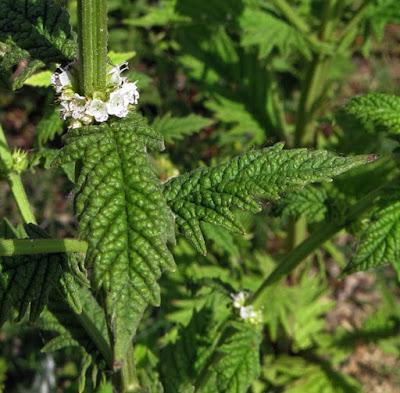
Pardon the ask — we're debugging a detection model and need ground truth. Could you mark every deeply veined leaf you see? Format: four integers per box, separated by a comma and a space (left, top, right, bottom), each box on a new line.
0, 0, 76, 63
201, 322, 262, 393
344, 199, 400, 274
343, 93, 400, 134
55, 112, 175, 364
152, 112, 214, 143
279, 185, 328, 223
0, 223, 68, 324
40, 286, 110, 393
163, 143, 371, 254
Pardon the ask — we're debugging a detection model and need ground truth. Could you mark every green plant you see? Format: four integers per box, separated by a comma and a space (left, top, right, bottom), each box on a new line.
0, 1, 399, 392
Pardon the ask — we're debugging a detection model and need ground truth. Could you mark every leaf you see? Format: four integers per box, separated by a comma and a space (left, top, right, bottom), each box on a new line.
0, 0, 76, 64
24, 70, 53, 87
0, 41, 43, 90
152, 112, 214, 143
344, 199, 400, 274
108, 50, 136, 65
39, 286, 110, 393
163, 143, 371, 254
55, 112, 175, 364
0, 223, 68, 324
35, 93, 64, 147
264, 355, 362, 393
204, 322, 262, 393
279, 185, 328, 223
239, 7, 311, 59
343, 93, 400, 134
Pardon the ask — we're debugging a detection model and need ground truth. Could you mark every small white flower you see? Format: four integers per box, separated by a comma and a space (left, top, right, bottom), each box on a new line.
106, 90, 129, 118
51, 68, 72, 93
119, 81, 140, 105
109, 63, 129, 86
239, 306, 262, 324
86, 99, 109, 122
231, 292, 247, 309
69, 94, 87, 119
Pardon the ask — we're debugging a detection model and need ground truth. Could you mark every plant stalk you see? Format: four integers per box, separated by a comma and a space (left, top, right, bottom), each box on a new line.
250, 182, 388, 306
0, 238, 88, 256
77, 0, 108, 95
0, 124, 36, 224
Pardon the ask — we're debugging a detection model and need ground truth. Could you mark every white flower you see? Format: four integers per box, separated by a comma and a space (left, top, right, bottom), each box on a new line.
239, 306, 262, 324
231, 292, 247, 309
86, 99, 109, 122
106, 90, 129, 118
119, 81, 140, 105
109, 62, 129, 86
51, 68, 72, 93
69, 94, 87, 119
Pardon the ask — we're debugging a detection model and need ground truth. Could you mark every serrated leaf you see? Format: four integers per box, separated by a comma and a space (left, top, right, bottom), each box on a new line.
279, 185, 327, 223
35, 93, 64, 147
344, 199, 400, 274
343, 93, 400, 134
0, 223, 67, 324
55, 112, 175, 364
0, 0, 76, 63
152, 112, 213, 143
203, 322, 262, 393
163, 143, 370, 254
239, 8, 311, 59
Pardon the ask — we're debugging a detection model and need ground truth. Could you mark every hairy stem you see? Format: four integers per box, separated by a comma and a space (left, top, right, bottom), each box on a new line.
0, 239, 88, 256
250, 182, 388, 306
77, 0, 108, 95
0, 125, 36, 224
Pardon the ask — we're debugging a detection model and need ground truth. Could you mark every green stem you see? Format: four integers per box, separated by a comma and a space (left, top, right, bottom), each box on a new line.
293, 0, 338, 147
8, 173, 37, 224
0, 124, 36, 224
77, 0, 108, 95
112, 344, 141, 393
0, 239, 88, 256
337, 1, 373, 52
250, 182, 388, 306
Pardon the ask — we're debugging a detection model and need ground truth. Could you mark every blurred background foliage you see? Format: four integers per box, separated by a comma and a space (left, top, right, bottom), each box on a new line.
1, 0, 400, 391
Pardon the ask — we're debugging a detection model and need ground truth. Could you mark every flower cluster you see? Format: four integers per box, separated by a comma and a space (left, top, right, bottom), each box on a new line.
231, 292, 262, 325
51, 62, 139, 128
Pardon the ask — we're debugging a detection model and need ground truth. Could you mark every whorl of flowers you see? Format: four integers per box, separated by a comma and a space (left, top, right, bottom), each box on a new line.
51, 62, 139, 128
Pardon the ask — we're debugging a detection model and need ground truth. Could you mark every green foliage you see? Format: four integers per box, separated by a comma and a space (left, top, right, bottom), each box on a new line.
0, 222, 68, 324
0, 0, 76, 63
153, 112, 213, 143
239, 6, 311, 59
55, 111, 175, 363
0, 0, 76, 89
160, 295, 261, 393
343, 93, 400, 135
164, 143, 369, 254
279, 185, 327, 223
344, 198, 400, 275
35, 93, 64, 148
263, 355, 362, 393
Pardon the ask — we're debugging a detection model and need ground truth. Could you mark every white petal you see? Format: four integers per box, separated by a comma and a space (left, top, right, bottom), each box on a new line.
86, 99, 109, 122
